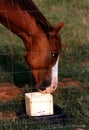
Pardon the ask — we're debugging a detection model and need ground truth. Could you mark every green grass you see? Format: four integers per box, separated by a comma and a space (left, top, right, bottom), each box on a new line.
0, 0, 89, 129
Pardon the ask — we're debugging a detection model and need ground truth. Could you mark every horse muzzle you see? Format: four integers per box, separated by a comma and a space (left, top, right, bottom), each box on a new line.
37, 58, 59, 93
36, 79, 51, 91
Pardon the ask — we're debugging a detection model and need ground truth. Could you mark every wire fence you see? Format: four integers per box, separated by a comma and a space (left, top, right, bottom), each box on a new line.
0, 0, 89, 130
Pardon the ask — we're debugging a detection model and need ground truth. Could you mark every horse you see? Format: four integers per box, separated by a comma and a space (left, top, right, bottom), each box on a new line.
0, 0, 64, 93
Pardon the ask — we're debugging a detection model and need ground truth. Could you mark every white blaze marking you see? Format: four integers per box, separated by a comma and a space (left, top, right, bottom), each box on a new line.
51, 57, 59, 90
42, 58, 59, 93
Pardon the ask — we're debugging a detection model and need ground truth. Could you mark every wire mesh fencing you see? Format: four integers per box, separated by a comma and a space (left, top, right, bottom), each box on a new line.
0, 0, 89, 130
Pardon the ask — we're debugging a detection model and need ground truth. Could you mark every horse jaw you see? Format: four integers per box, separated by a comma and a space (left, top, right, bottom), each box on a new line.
42, 58, 59, 94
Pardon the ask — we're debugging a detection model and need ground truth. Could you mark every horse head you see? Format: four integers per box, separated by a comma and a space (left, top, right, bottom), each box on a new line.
25, 22, 64, 93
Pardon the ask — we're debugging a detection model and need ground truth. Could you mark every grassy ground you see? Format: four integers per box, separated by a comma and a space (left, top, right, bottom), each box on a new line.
0, 0, 89, 129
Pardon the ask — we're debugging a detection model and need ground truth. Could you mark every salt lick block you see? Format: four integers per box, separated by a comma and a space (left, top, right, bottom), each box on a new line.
25, 92, 53, 116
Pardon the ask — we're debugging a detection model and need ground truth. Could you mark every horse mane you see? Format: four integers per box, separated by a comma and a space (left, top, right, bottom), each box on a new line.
6, 0, 54, 37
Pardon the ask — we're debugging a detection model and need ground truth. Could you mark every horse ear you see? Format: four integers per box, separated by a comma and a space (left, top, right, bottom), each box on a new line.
51, 22, 64, 35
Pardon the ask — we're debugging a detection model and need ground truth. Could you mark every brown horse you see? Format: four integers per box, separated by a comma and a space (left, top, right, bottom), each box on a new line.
0, 0, 63, 93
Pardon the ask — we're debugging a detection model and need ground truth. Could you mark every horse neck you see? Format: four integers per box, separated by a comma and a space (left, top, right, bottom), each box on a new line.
0, 2, 49, 51
0, 5, 47, 48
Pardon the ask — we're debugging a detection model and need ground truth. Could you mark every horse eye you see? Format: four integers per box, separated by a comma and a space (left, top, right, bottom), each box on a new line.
51, 53, 58, 58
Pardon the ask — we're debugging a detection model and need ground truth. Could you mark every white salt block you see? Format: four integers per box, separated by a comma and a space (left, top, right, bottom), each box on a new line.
25, 92, 53, 116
